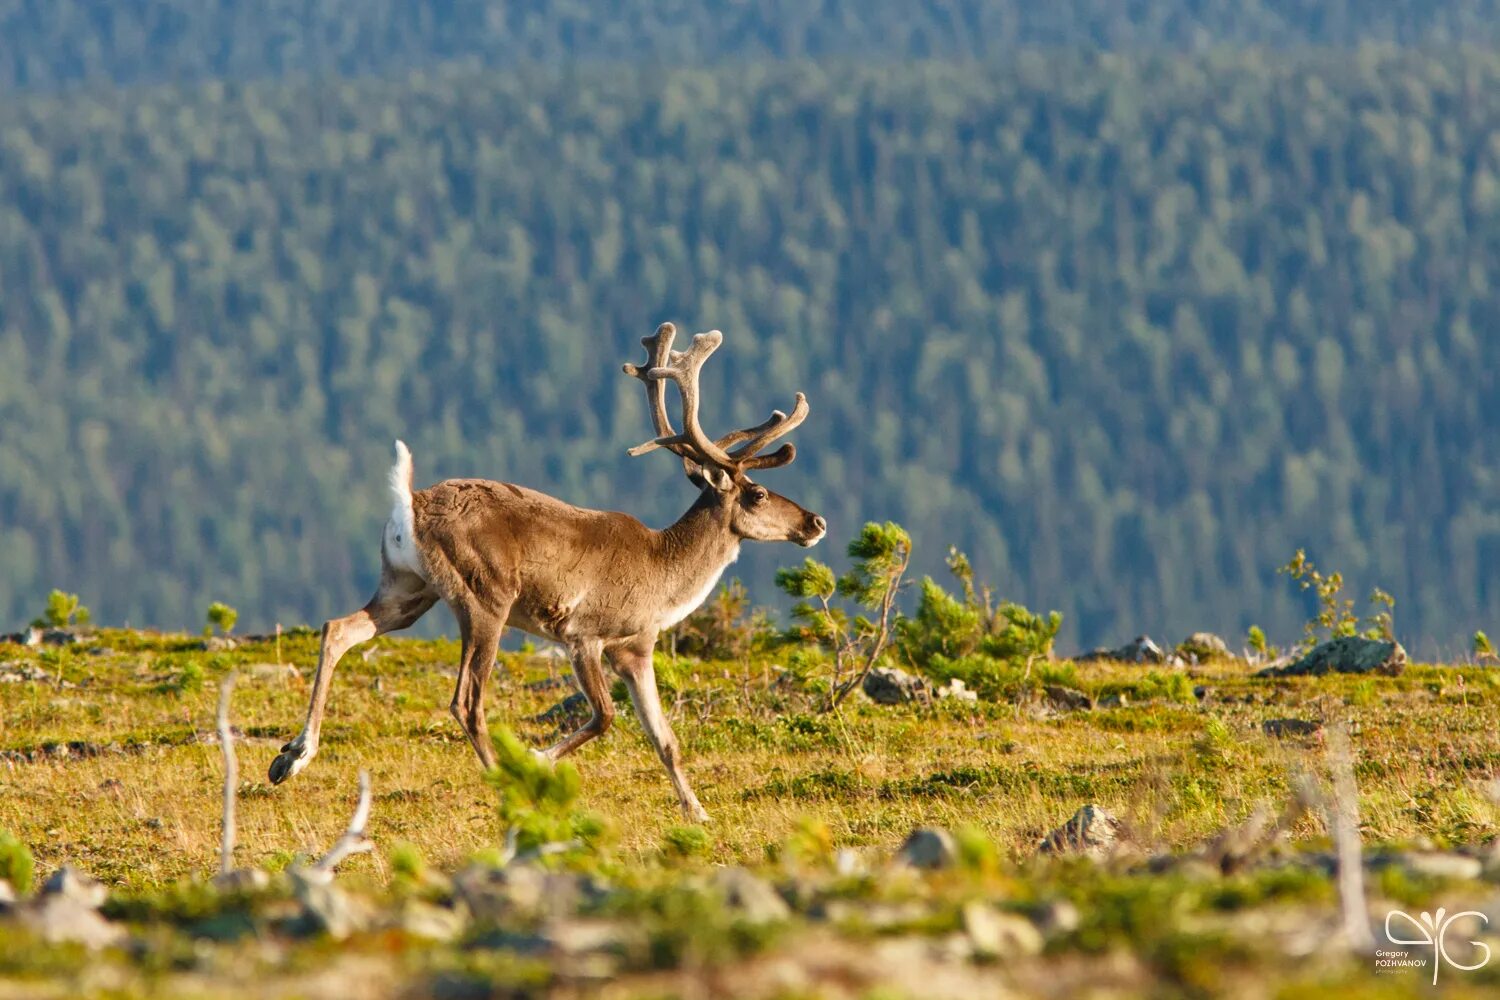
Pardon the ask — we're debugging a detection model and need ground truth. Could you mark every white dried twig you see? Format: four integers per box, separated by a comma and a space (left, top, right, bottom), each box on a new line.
1326, 721, 1374, 953
217, 673, 238, 874
313, 769, 374, 873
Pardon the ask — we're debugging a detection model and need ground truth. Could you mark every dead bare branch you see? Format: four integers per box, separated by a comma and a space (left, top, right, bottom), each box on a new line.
313, 769, 374, 874
217, 673, 238, 875
1326, 722, 1374, 953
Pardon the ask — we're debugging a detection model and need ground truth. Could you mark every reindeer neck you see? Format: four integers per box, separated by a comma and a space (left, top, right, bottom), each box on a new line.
654, 492, 741, 594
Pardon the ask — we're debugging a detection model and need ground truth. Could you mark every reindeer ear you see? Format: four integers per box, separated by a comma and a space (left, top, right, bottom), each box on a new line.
695, 466, 734, 492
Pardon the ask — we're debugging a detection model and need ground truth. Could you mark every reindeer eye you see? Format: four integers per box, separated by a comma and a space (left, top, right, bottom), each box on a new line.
749, 486, 769, 505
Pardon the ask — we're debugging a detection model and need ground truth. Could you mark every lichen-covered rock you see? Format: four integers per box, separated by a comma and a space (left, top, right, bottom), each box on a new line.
1258, 636, 1406, 677
291, 870, 373, 940
390, 899, 468, 941
1078, 635, 1165, 664
16, 895, 126, 949
961, 901, 1043, 959
212, 868, 271, 893
1038, 804, 1124, 860
862, 666, 928, 705
1043, 685, 1094, 713
935, 677, 978, 703
895, 827, 958, 870
1261, 718, 1323, 739
40, 865, 108, 908
1177, 632, 1231, 661
710, 867, 791, 925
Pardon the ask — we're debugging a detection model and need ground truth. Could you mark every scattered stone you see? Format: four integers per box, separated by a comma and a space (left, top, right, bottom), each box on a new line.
1078, 635, 1166, 665
1177, 632, 1231, 662
391, 899, 467, 941
817, 899, 931, 930
1257, 637, 1406, 678
1098, 692, 1129, 709
1261, 718, 1324, 740
1396, 852, 1483, 881
41, 865, 108, 908
292, 875, 372, 940
710, 868, 791, 925
862, 666, 929, 705
453, 862, 599, 923
1043, 685, 1094, 713
198, 636, 238, 652
1038, 804, 1125, 861
212, 868, 271, 893
531, 692, 592, 730
935, 677, 978, 703
0, 663, 51, 683
895, 827, 958, 870
1034, 898, 1080, 937
15, 895, 126, 949
961, 901, 1043, 959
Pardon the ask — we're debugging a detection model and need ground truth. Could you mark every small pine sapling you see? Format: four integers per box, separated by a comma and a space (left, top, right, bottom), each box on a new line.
777, 521, 911, 711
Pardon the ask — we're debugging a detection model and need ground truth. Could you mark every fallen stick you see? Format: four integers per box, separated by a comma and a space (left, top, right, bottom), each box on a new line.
1326, 721, 1374, 953
217, 673, 238, 875
313, 769, 374, 873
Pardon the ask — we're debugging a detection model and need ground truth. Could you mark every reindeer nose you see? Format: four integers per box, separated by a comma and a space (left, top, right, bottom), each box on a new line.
811, 515, 826, 533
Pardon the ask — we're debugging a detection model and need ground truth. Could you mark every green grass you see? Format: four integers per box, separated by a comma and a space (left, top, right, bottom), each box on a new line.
1, 630, 1499, 998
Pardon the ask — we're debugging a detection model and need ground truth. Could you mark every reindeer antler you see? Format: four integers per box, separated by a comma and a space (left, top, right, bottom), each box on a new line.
623, 323, 701, 475
624, 323, 809, 478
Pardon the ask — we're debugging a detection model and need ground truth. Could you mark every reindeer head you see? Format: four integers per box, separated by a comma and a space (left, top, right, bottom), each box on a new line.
624, 323, 826, 548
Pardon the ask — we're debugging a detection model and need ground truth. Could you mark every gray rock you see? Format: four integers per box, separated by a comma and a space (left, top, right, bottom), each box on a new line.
1398, 852, 1483, 881
1177, 632, 1231, 661
292, 874, 372, 940
531, 692, 592, 730
862, 667, 928, 705
935, 677, 978, 703
41, 865, 108, 908
710, 868, 791, 925
1078, 635, 1166, 665
1258, 636, 1406, 677
392, 899, 467, 941
1043, 685, 1094, 713
16, 895, 126, 949
1038, 804, 1125, 860
1098, 692, 1129, 709
1262, 718, 1324, 740
895, 827, 958, 870
41, 630, 80, 646
1034, 898, 1080, 937
961, 901, 1043, 959
211, 868, 271, 894
452, 862, 596, 922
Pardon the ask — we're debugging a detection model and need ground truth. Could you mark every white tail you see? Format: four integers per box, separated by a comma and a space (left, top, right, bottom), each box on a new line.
384, 440, 422, 576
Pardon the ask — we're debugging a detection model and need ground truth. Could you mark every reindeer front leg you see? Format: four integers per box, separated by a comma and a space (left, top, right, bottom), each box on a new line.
613, 639, 709, 822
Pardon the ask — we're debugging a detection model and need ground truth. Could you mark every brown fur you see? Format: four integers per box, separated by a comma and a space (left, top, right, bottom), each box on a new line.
269, 325, 824, 821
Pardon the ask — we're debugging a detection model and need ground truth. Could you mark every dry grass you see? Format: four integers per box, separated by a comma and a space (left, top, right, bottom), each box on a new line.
4, 630, 1500, 999
4, 630, 1498, 890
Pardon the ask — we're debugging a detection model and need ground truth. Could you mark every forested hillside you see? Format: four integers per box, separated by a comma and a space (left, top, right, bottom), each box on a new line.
3, 0, 1500, 89
4, 46, 1500, 651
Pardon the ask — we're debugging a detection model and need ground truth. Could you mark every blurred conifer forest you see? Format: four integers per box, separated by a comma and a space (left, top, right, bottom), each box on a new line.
2, 1, 1499, 652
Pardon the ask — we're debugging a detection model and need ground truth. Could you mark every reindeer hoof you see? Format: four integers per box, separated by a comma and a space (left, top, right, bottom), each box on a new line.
268, 741, 313, 785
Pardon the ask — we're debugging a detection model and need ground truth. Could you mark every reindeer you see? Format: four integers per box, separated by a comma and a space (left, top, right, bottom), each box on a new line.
267, 323, 825, 820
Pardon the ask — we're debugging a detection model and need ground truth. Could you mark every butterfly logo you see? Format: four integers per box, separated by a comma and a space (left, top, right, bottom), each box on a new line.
1385, 907, 1491, 985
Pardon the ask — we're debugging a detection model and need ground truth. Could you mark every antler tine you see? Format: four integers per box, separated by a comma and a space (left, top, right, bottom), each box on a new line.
725, 392, 809, 466
624, 323, 699, 472
643, 331, 740, 470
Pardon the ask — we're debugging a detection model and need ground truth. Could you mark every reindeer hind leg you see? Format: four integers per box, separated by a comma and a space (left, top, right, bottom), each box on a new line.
269, 568, 436, 785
